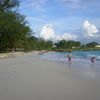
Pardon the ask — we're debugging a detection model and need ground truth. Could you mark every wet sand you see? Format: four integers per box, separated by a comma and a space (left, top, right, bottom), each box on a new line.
0, 52, 100, 100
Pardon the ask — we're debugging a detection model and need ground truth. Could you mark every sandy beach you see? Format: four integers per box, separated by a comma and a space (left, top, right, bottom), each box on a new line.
0, 52, 100, 100
0, 51, 42, 59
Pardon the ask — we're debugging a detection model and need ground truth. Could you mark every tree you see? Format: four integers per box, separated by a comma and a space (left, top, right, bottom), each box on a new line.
0, 11, 30, 49
85, 42, 98, 48
55, 40, 81, 49
45, 40, 53, 49
75, 41, 81, 47
55, 40, 67, 49
27, 36, 38, 49
0, 0, 33, 51
0, 0, 19, 12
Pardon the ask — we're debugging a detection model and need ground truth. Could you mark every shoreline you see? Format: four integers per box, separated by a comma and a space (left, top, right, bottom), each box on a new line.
0, 48, 100, 59
0, 50, 48, 59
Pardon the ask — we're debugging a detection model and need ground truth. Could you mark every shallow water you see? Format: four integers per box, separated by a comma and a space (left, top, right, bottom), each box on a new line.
39, 51, 100, 64
39, 51, 100, 80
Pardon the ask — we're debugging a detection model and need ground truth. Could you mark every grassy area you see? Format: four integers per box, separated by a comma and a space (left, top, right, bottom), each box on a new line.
72, 47, 100, 51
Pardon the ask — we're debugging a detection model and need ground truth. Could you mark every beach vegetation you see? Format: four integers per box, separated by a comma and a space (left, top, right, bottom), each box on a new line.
55, 40, 81, 49
0, 0, 54, 52
85, 42, 98, 48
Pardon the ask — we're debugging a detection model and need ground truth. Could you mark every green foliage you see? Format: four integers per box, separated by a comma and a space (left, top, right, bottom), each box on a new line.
0, 0, 19, 12
0, 0, 33, 51
0, 11, 32, 50
0, 0, 54, 51
55, 40, 81, 49
85, 42, 98, 48
36, 38, 53, 50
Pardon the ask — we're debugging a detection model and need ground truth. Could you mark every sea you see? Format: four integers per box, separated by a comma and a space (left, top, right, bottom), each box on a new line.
38, 50, 100, 79
40, 50, 100, 64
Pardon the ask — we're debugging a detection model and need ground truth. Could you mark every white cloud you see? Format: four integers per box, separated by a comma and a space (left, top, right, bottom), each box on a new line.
40, 24, 55, 40
36, 0, 48, 4
59, 0, 97, 4
29, 3, 46, 11
58, 0, 99, 8
26, 0, 48, 11
39, 24, 77, 41
28, 0, 48, 4
27, 16, 44, 22
34, 21, 100, 43
60, 0, 80, 3
83, 20, 99, 37
60, 33, 77, 40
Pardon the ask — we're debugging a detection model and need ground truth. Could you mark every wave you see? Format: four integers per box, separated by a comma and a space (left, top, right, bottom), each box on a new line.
40, 51, 100, 63
87, 54, 100, 61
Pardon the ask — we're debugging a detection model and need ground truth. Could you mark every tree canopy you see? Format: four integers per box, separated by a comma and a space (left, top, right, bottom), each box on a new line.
0, 0, 19, 12
55, 40, 81, 49
0, 0, 33, 51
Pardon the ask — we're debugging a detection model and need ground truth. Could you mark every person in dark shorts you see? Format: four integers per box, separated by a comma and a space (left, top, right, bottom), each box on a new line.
68, 51, 72, 64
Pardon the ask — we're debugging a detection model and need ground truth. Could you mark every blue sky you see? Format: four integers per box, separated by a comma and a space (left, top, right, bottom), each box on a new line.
19, 0, 100, 43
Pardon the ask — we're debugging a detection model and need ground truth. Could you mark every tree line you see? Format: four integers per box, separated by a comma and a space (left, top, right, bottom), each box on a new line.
0, 0, 99, 52
54, 40, 99, 51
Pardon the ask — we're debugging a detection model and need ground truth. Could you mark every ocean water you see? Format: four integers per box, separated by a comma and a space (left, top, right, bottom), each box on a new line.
40, 51, 100, 63
38, 51, 100, 79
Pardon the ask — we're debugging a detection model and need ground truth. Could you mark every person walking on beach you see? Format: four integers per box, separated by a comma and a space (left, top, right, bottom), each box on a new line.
68, 51, 72, 64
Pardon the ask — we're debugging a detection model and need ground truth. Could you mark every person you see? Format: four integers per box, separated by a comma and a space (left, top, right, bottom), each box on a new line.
68, 51, 72, 64
91, 57, 95, 63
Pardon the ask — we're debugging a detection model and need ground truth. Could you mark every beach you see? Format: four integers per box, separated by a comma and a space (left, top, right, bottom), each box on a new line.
0, 52, 100, 100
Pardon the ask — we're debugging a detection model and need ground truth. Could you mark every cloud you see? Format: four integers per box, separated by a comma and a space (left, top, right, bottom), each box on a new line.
59, 0, 97, 4
27, 0, 48, 4
58, 0, 99, 8
40, 24, 55, 40
39, 24, 77, 41
36, 22, 100, 43
60, 33, 77, 40
83, 20, 99, 37
27, 16, 44, 22
31, 5, 45, 11
21, 0, 48, 11
77, 20, 100, 43
60, 0, 81, 4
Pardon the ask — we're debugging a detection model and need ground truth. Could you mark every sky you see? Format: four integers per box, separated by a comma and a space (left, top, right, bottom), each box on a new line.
19, 0, 100, 43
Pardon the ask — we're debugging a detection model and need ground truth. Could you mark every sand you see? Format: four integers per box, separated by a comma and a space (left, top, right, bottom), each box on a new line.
0, 51, 42, 59
0, 52, 100, 100
0, 52, 25, 59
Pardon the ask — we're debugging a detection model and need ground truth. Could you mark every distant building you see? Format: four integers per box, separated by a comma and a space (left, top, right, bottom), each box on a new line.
52, 45, 56, 48
72, 47, 79, 48
95, 45, 100, 48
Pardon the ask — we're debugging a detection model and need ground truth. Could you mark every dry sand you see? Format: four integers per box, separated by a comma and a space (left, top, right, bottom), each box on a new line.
0, 52, 100, 100
0, 51, 42, 59
0, 52, 25, 59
